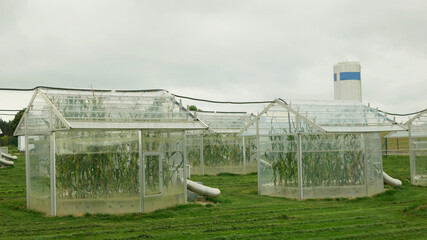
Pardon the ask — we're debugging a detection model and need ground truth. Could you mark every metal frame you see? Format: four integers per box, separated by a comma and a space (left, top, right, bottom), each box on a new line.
200, 134, 204, 175
296, 115, 303, 200
409, 123, 416, 184
362, 133, 368, 196
49, 106, 57, 216
256, 118, 261, 195
138, 130, 144, 213
24, 113, 30, 209
183, 132, 188, 204
50, 131, 56, 216
242, 136, 246, 175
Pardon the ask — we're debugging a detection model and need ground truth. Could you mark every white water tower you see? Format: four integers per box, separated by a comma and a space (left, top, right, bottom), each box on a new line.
333, 61, 362, 102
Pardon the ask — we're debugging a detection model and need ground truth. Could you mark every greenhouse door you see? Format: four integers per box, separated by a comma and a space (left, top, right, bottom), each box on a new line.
143, 153, 163, 197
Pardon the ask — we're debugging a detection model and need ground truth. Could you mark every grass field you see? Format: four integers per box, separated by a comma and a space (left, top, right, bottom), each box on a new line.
0, 154, 426, 239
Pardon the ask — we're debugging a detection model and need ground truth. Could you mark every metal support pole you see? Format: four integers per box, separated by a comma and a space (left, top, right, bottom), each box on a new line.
242, 136, 246, 175
384, 137, 388, 157
138, 130, 144, 213
256, 118, 261, 195
362, 133, 368, 196
378, 133, 384, 193
25, 113, 30, 209
296, 116, 303, 200
49, 106, 56, 216
50, 132, 56, 216
200, 134, 204, 175
297, 133, 303, 200
409, 124, 415, 184
183, 132, 188, 204
397, 138, 399, 151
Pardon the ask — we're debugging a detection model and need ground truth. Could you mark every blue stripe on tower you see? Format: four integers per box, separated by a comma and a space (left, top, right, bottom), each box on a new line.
340, 72, 360, 80
334, 73, 337, 82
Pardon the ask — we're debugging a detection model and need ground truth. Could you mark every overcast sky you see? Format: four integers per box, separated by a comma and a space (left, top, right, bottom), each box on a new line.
1, 0, 426, 121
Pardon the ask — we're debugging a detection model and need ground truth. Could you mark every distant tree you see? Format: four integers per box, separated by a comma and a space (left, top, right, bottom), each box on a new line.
189, 105, 199, 111
0, 109, 25, 146
8, 108, 25, 136
0, 119, 10, 135
0, 135, 8, 146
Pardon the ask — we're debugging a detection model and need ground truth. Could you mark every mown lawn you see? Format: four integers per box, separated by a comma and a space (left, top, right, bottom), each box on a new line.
0, 155, 426, 239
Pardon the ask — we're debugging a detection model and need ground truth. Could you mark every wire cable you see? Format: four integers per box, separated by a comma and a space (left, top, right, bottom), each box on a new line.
171, 94, 274, 105
377, 108, 427, 116
0, 86, 425, 115
0, 86, 168, 93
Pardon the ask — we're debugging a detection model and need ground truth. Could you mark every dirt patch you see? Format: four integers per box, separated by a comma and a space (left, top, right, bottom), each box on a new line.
192, 196, 217, 205
414, 204, 427, 211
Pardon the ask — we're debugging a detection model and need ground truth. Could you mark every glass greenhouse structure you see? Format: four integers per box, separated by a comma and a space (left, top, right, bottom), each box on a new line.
408, 110, 427, 186
387, 110, 427, 186
239, 99, 407, 200
14, 88, 207, 216
186, 111, 257, 175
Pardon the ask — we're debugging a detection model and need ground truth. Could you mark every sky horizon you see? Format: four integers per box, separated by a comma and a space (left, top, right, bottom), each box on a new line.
1, 1, 426, 122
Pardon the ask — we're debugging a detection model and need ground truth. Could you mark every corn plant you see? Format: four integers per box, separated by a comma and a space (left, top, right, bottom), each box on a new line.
267, 135, 297, 186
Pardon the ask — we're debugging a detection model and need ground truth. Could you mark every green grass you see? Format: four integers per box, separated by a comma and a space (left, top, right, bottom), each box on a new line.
1, 155, 426, 239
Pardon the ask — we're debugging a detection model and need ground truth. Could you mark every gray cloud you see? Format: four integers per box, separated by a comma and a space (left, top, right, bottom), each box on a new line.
0, 0, 426, 121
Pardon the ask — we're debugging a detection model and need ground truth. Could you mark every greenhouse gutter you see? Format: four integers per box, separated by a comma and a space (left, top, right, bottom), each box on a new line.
66, 121, 208, 130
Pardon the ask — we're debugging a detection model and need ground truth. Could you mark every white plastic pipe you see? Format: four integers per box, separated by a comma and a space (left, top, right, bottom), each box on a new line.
1, 152, 17, 160
259, 158, 272, 167
187, 179, 220, 198
0, 157, 14, 166
383, 171, 402, 187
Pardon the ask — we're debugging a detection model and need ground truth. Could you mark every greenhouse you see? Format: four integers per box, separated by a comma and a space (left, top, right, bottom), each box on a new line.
14, 88, 207, 216
385, 110, 427, 186
408, 110, 427, 186
186, 111, 257, 175
239, 99, 407, 200
387, 110, 427, 186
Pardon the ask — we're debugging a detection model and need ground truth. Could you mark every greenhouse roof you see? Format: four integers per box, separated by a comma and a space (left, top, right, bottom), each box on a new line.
195, 111, 253, 134
14, 88, 208, 135
239, 99, 407, 135
385, 109, 427, 138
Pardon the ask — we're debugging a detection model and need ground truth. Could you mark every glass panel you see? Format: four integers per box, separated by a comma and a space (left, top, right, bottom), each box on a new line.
286, 100, 405, 132
243, 103, 321, 136
44, 89, 191, 123
28, 134, 51, 215
244, 136, 258, 174
27, 93, 51, 134
186, 134, 202, 175
410, 112, 427, 186
14, 116, 26, 136
142, 131, 185, 213
196, 112, 253, 133
301, 134, 368, 199
365, 133, 384, 195
144, 154, 162, 196
258, 135, 299, 198
241, 101, 406, 137
202, 133, 245, 175
55, 130, 140, 215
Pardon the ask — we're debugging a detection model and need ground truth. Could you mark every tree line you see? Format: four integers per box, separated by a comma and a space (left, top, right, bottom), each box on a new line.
0, 109, 25, 146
